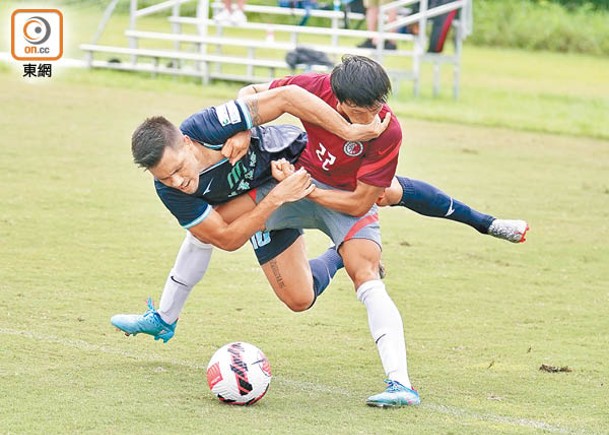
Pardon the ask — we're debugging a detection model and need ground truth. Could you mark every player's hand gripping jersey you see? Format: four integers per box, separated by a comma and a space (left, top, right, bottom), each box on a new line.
270, 73, 402, 191
155, 101, 307, 229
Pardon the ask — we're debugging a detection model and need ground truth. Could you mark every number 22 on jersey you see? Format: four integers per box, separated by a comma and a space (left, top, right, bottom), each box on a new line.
315, 143, 336, 171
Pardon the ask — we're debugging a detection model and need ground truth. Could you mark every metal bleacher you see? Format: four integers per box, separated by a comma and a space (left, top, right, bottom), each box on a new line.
80, 0, 472, 97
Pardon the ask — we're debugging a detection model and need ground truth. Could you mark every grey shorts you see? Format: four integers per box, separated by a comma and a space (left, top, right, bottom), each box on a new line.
254, 179, 382, 249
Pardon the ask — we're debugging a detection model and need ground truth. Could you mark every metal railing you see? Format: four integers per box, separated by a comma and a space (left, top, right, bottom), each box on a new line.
81, 0, 472, 97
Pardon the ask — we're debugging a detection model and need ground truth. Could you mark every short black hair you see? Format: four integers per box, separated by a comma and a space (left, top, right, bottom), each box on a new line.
131, 116, 182, 169
330, 55, 392, 107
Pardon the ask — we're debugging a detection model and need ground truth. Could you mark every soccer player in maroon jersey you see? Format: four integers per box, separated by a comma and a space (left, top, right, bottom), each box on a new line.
229, 55, 526, 406
233, 55, 421, 406
235, 56, 527, 244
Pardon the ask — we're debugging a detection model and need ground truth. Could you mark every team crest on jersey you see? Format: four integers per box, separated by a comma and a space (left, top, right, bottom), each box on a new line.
343, 141, 364, 157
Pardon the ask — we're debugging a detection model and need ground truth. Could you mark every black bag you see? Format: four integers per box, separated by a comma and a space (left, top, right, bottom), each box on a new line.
285, 47, 334, 69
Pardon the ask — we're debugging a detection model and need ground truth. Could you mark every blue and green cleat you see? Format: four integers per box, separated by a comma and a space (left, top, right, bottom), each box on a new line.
111, 297, 177, 343
366, 379, 421, 408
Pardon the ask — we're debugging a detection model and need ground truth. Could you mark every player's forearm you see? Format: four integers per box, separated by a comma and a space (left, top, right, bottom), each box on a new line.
307, 188, 377, 217
211, 196, 283, 251
237, 83, 266, 100
240, 85, 350, 136
258, 85, 356, 140
272, 86, 353, 138
239, 84, 385, 141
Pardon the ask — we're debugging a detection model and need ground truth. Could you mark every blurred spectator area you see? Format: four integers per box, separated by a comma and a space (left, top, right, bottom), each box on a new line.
80, 0, 473, 98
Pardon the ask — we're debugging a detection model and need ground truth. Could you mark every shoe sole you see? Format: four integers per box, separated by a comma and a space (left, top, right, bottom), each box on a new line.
366, 400, 420, 408
518, 224, 530, 243
114, 327, 173, 343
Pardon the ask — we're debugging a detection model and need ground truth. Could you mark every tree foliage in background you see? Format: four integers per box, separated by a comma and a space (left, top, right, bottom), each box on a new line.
472, 0, 609, 55
479, 0, 609, 10
65, 0, 609, 55
539, 0, 609, 10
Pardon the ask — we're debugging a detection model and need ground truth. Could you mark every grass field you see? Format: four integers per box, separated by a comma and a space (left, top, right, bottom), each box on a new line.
1, 2, 609, 434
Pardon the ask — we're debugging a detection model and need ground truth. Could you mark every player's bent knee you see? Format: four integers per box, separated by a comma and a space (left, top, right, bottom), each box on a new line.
285, 302, 310, 312
350, 269, 380, 289
284, 298, 314, 312
282, 291, 315, 312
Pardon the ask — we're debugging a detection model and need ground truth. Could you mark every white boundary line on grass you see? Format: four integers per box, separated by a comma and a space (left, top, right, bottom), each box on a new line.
2, 328, 575, 434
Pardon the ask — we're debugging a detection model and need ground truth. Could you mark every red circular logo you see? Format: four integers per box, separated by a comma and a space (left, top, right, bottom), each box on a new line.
343, 141, 364, 157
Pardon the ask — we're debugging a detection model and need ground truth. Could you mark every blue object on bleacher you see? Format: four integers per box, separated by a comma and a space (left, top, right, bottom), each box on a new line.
278, 0, 318, 25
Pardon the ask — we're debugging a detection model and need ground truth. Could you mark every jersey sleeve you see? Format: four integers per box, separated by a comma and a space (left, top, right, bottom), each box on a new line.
179, 100, 253, 146
269, 75, 295, 89
270, 73, 325, 93
356, 114, 402, 188
155, 180, 213, 229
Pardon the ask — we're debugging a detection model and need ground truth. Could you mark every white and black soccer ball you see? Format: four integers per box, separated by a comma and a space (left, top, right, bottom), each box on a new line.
206, 342, 272, 405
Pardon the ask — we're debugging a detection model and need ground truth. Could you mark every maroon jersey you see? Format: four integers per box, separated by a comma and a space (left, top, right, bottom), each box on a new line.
270, 73, 402, 191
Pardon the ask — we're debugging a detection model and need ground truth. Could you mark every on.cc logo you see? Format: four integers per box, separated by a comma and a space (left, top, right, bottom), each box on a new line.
11, 9, 63, 61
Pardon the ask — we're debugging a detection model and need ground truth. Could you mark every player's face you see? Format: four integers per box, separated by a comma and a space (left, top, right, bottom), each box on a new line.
336, 100, 383, 125
149, 137, 200, 194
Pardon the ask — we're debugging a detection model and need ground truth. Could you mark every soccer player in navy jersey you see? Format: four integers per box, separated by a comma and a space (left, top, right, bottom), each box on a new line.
111, 83, 389, 337
112, 72, 423, 407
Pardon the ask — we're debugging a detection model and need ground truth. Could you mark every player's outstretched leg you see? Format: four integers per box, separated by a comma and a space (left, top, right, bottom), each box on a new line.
389, 176, 528, 243
111, 298, 177, 343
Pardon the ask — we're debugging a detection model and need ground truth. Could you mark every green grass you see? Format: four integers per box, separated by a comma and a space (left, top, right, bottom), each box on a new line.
1, 60, 608, 433
392, 46, 609, 140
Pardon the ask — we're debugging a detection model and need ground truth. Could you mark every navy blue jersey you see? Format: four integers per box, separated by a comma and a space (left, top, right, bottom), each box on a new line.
155, 117, 307, 229
180, 100, 253, 147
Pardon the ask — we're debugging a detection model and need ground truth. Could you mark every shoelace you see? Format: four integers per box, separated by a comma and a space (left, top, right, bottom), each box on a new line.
144, 297, 173, 330
384, 379, 404, 392
140, 298, 161, 328
384, 379, 417, 394
146, 297, 156, 312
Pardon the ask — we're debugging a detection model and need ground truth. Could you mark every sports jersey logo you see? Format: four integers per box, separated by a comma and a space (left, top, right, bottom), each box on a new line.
343, 141, 364, 157
214, 101, 242, 126
203, 179, 213, 195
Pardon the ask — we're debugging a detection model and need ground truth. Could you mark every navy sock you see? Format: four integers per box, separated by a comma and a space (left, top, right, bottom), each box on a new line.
309, 247, 344, 301
394, 176, 495, 234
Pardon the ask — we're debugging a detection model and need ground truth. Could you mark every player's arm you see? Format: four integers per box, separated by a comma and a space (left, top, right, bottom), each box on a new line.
239, 83, 390, 141
221, 82, 388, 165
270, 160, 384, 216
219, 83, 275, 165
238, 82, 272, 98
307, 180, 385, 217
188, 169, 314, 251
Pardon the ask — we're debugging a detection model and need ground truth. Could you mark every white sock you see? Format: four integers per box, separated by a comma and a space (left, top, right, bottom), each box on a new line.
158, 231, 213, 324
356, 279, 411, 389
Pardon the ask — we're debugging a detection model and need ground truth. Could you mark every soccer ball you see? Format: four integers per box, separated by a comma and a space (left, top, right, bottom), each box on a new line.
206, 342, 272, 405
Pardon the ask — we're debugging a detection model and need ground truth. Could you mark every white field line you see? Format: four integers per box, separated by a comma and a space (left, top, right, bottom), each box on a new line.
1, 327, 577, 434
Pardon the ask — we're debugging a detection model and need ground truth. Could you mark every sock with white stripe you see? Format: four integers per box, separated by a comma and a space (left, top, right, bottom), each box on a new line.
356, 279, 411, 388
158, 232, 213, 324
394, 176, 495, 234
